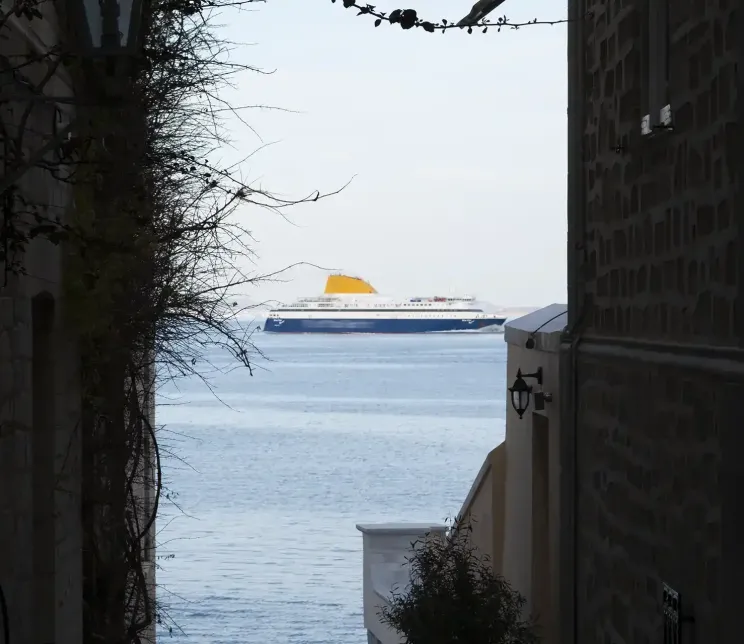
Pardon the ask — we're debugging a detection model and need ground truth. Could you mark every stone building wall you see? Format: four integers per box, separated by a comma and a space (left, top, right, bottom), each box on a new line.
575, 356, 729, 642
0, 9, 82, 644
564, 1, 743, 643
579, 0, 739, 344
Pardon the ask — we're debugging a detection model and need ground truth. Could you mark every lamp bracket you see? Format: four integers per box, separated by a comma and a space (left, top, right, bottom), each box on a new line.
517, 366, 543, 386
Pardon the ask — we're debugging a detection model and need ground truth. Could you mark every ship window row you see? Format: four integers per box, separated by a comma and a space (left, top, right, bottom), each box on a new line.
283, 302, 475, 308
275, 308, 484, 313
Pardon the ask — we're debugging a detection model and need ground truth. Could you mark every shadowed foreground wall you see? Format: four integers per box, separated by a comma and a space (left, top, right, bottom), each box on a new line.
563, 0, 743, 642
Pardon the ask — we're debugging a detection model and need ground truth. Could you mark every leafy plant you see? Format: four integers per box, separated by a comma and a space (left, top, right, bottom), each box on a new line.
380, 522, 539, 644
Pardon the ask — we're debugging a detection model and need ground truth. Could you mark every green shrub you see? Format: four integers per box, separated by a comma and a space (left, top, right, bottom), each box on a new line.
380, 522, 540, 644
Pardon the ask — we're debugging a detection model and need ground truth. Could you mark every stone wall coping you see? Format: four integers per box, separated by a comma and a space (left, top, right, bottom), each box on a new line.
504, 303, 567, 353
356, 523, 448, 536
457, 444, 499, 522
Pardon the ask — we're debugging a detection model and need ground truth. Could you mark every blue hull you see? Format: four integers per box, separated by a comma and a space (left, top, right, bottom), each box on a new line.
263, 317, 506, 334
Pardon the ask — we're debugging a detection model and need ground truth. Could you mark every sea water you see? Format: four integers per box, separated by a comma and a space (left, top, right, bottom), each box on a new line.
156, 333, 507, 643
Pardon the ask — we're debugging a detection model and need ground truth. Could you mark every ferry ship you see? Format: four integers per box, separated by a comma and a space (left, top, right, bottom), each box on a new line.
264, 275, 507, 334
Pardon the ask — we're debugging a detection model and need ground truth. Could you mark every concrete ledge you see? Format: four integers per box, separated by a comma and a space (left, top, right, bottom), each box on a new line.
356, 523, 448, 536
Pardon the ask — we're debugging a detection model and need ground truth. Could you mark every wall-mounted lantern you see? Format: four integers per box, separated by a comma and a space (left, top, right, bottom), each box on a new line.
508, 367, 543, 419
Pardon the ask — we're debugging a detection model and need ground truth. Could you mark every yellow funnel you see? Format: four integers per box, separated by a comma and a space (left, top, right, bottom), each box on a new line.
324, 274, 377, 294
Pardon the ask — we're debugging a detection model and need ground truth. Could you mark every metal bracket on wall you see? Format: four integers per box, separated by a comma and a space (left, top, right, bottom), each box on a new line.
659, 104, 673, 128
641, 104, 674, 138
641, 114, 652, 136
533, 391, 553, 411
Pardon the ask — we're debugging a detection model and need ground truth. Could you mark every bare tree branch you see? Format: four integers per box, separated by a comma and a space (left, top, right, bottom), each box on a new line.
330, 0, 582, 34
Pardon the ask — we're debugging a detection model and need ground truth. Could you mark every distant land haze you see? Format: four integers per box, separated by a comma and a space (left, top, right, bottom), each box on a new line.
499, 306, 542, 320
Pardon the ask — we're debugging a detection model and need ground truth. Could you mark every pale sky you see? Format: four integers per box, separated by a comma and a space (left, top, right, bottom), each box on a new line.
215, 0, 567, 308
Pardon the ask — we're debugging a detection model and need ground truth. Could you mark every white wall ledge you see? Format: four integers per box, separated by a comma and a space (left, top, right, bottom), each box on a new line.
356, 522, 448, 536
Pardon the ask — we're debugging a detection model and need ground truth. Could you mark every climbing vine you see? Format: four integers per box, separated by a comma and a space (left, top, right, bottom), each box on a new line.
1, 0, 336, 640
66, 1, 342, 637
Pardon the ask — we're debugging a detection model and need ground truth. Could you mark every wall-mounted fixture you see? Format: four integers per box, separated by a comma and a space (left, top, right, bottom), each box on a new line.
641, 113, 652, 136
533, 391, 553, 411
641, 104, 674, 137
508, 367, 543, 419
660, 104, 673, 128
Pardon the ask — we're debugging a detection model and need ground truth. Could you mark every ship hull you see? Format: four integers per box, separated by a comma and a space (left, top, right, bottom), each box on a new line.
263, 317, 506, 334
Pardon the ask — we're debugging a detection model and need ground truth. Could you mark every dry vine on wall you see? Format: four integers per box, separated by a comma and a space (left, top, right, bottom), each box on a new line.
1, 0, 336, 640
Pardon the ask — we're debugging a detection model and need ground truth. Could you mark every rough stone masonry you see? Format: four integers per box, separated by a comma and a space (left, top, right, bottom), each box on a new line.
564, 1, 743, 643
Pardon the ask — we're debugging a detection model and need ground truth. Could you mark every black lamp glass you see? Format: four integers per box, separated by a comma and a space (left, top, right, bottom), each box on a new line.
508, 367, 543, 419
508, 370, 532, 419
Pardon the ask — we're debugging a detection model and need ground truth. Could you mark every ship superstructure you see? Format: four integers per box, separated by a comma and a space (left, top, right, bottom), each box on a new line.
264, 275, 507, 334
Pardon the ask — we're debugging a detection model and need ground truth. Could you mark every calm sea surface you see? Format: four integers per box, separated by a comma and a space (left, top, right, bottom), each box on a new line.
156, 333, 507, 643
